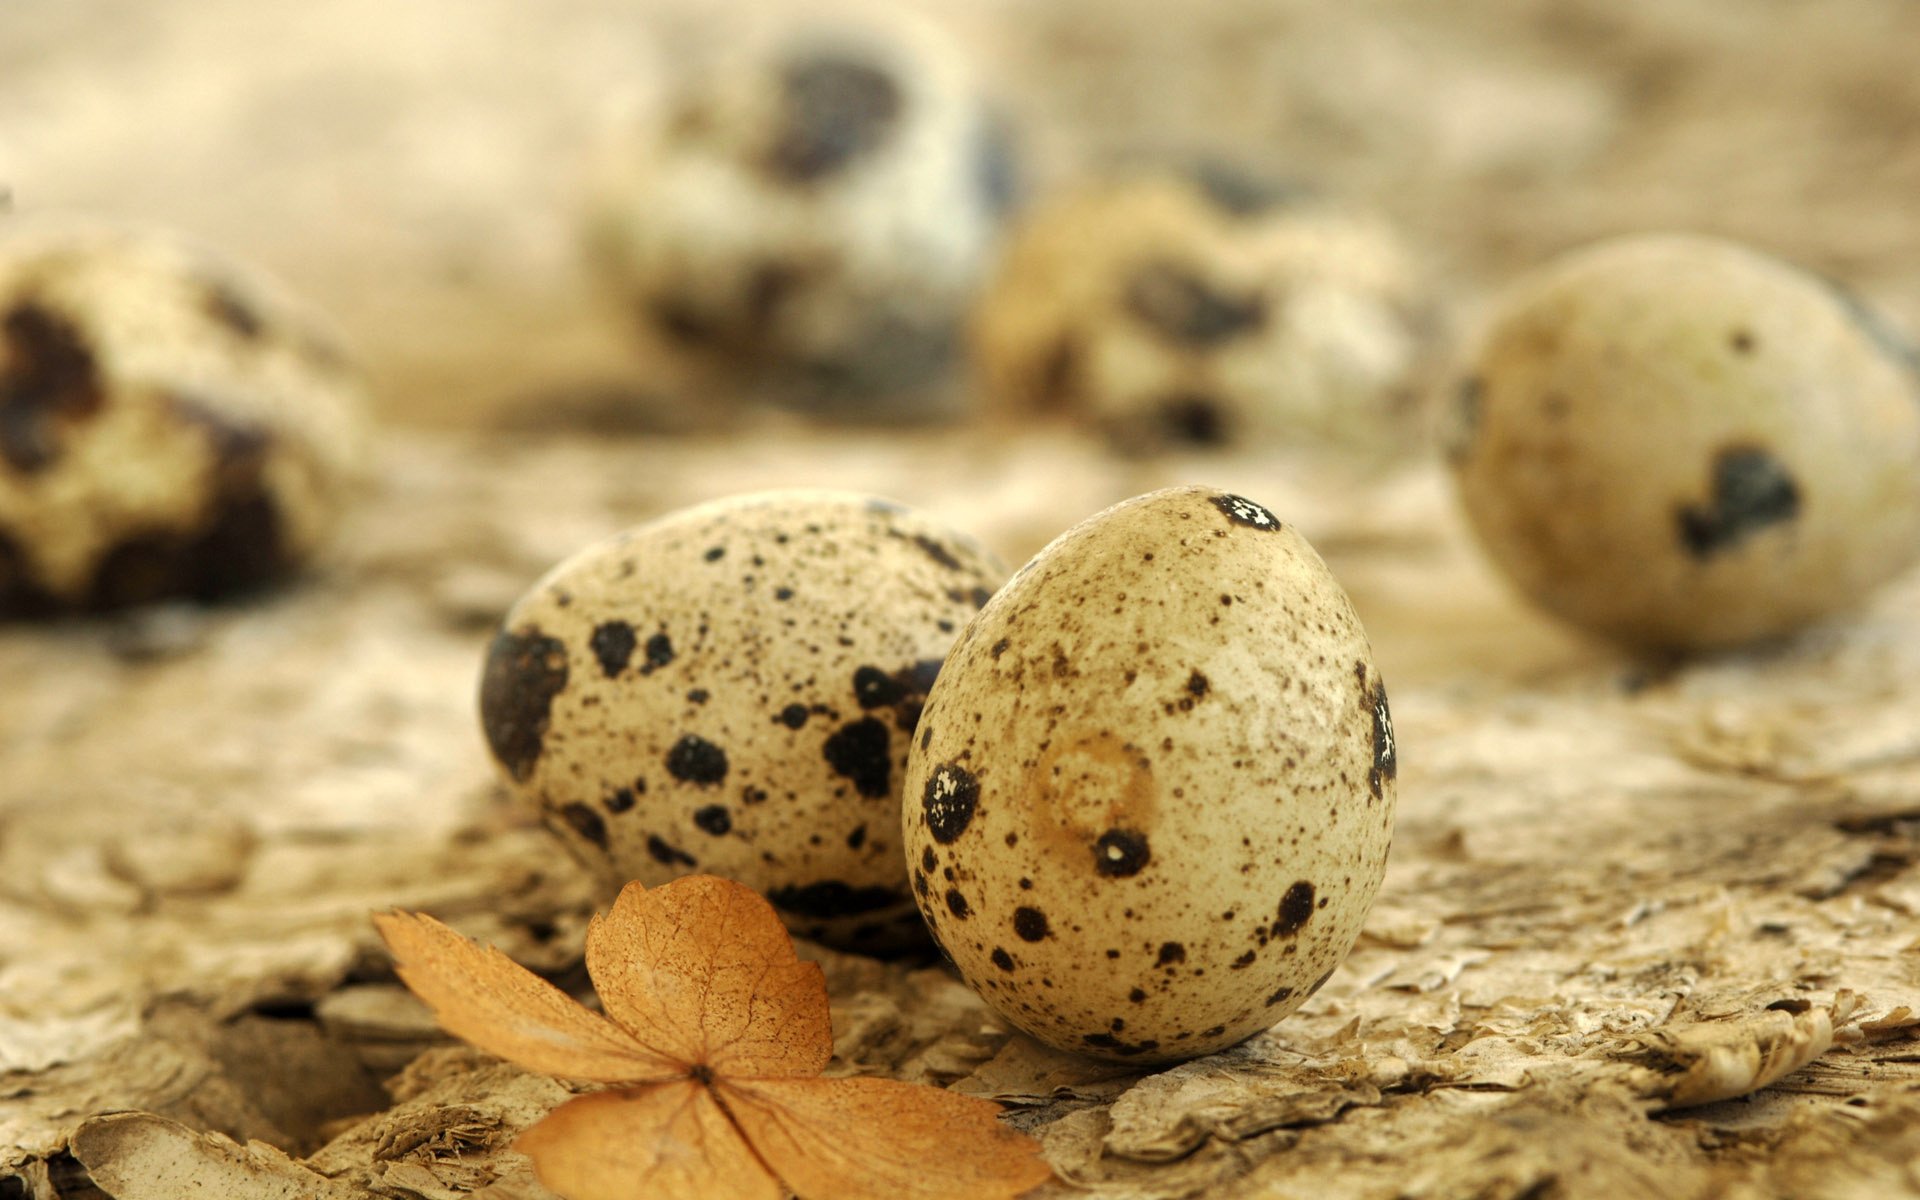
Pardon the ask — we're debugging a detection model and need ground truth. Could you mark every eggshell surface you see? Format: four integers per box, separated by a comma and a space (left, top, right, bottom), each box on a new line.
1451, 233, 1920, 651
971, 170, 1430, 452
902, 486, 1395, 1062
586, 18, 1016, 412
0, 221, 367, 614
480, 490, 1003, 952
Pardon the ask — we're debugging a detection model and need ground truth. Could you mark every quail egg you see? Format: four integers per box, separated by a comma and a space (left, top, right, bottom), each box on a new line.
480, 490, 1004, 952
972, 165, 1431, 452
585, 18, 1017, 416
0, 220, 367, 614
901, 486, 1395, 1062
1450, 233, 1920, 651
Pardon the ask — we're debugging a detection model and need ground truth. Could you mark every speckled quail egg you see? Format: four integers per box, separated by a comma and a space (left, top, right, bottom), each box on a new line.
0, 221, 367, 614
584, 19, 1017, 416
971, 166, 1431, 453
901, 486, 1395, 1063
1449, 233, 1920, 652
479, 490, 1004, 952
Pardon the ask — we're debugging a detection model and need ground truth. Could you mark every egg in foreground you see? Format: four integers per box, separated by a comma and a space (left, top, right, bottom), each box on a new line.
902, 486, 1395, 1062
480, 490, 1003, 952
1450, 233, 1920, 651
0, 221, 367, 614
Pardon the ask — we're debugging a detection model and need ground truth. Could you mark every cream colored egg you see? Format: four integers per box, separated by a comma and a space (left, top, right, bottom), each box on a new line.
480, 490, 1004, 952
585, 17, 1016, 414
0, 220, 367, 613
901, 486, 1395, 1062
1450, 233, 1920, 651
971, 167, 1431, 452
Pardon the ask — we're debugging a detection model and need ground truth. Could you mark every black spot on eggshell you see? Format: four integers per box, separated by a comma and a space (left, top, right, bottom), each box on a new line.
88, 537, 181, 609
1274, 881, 1316, 937
479, 627, 570, 783
202, 281, 265, 340
1156, 942, 1186, 966
852, 659, 943, 732
742, 262, 805, 332
974, 110, 1021, 218
765, 53, 903, 183
1369, 681, 1396, 800
822, 717, 892, 798
766, 880, 904, 918
693, 805, 732, 836
1093, 828, 1151, 877
560, 803, 610, 848
589, 621, 636, 678
1013, 907, 1050, 942
920, 846, 937, 873
647, 835, 697, 867
778, 703, 810, 729
101, 395, 289, 606
923, 763, 980, 844
643, 631, 675, 672
1038, 337, 1080, 408
60, 389, 283, 611
854, 665, 902, 707
1158, 393, 1230, 446
1677, 445, 1802, 559
1124, 261, 1266, 348
846, 824, 866, 849
1211, 493, 1282, 532
912, 534, 964, 571
1081, 1033, 1160, 1056
1265, 985, 1294, 1007
0, 301, 104, 475
1447, 376, 1483, 463
1187, 158, 1300, 217
991, 947, 1015, 971
89, 465, 289, 609
704, 545, 726, 562
0, 530, 56, 616
945, 888, 971, 919
665, 734, 730, 786
605, 787, 637, 814
1187, 671, 1209, 697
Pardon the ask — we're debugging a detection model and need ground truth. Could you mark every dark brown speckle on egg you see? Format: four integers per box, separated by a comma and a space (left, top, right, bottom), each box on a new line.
479, 628, 570, 783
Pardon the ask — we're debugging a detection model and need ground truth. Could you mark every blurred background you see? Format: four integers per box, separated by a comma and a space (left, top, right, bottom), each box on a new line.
6, 0, 1919, 429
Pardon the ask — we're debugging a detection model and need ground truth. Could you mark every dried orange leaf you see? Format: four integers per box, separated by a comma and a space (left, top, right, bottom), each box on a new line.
515, 1081, 783, 1200
374, 910, 678, 1083
381, 879, 1053, 1200
722, 1076, 1054, 1200
585, 877, 832, 1078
